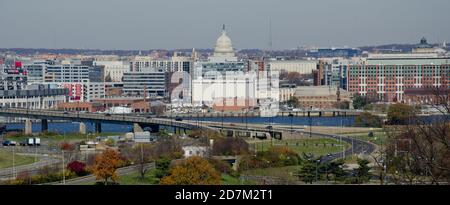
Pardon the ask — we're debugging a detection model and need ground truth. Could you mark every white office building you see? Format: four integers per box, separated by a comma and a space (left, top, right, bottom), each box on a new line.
267, 59, 317, 74
93, 60, 130, 82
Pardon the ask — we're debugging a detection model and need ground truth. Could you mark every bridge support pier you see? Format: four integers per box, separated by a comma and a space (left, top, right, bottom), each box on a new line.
148, 124, 160, 133
24, 119, 32, 135
133, 123, 143, 133
41, 119, 48, 132
79, 122, 86, 134
95, 123, 102, 133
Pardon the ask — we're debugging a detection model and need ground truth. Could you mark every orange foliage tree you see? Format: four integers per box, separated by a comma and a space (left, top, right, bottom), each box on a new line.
92, 149, 122, 185
160, 156, 220, 185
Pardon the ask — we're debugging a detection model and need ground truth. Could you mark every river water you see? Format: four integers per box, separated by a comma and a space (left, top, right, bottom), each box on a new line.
3, 116, 355, 134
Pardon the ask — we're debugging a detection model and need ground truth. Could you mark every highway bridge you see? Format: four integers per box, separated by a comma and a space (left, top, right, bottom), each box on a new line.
0, 108, 376, 157
166, 109, 384, 118
0, 108, 285, 138
0, 108, 212, 135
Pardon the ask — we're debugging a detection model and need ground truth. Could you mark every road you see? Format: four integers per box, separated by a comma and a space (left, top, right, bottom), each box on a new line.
0, 154, 61, 180
190, 120, 377, 160
43, 162, 155, 185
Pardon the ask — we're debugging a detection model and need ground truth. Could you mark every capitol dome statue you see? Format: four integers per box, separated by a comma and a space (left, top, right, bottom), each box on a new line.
213, 24, 235, 57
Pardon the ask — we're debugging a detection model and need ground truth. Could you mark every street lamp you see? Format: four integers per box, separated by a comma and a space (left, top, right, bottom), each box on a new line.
288, 113, 294, 134
221, 110, 224, 132
315, 159, 320, 183
62, 150, 65, 185
309, 115, 312, 138
12, 145, 16, 179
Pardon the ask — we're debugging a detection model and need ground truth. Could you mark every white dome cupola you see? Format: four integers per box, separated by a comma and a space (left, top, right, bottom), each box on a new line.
213, 24, 235, 57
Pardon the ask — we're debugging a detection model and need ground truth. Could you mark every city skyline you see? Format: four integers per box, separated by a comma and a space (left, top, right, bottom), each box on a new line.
0, 0, 449, 50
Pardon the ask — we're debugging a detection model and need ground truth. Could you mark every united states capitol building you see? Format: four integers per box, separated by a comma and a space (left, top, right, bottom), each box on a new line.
190, 25, 280, 115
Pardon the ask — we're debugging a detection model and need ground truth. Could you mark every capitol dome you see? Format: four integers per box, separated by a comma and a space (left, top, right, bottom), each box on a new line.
214, 25, 235, 57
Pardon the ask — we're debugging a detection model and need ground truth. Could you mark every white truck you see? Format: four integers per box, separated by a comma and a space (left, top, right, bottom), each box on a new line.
27, 138, 34, 146
27, 137, 41, 146
34, 137, 41, 146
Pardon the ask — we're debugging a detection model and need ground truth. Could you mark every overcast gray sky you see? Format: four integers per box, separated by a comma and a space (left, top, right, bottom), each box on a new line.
0, 0, 449, 50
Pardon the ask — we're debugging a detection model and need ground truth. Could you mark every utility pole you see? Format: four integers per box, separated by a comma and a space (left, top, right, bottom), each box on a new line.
62, 150, 65, 185
34, 143, 38, 163
140, 142, 144, 176
315, 160, 319, 183
351, 137, 354, 156
12, 146, 16, 179
309, 115, 312, 138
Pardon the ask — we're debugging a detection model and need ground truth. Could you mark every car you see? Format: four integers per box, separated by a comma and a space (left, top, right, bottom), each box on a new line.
175, 117, 183, 121
2, 140, 11, 146
63, 111, 69, 115
105, 113, 111, 116
327, 153, 332, 157
265, 125, 273, 130
3, 140, 16, 146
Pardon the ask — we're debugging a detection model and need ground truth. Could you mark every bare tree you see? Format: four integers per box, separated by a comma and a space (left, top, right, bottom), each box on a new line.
120, 143, 154, 180
383, 86, 450, 184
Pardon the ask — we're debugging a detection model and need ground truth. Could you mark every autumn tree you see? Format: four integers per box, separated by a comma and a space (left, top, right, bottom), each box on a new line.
387, 103, 417, 125
67, 160, 87, 176
334, 100, 350, 109
150, 105, 166, 117
286, 96, 300, 108
152, 137, 183, 159
212, 137, 249, 156
355, 112, 383, 128
352, 94, 369, 110
60, 142, 76, 162
286, 72, 311, 86
92, 149, 122, 185
159, 156, 220, 185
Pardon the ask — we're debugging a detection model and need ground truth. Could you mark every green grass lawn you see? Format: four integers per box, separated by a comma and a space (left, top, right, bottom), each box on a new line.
82, 171, 255, 185
250, 138, 349, 157
116, 169, 159, 185
241, 166, 299, 182
5, 132, 121, 143
81, 169, 159, 185
221, 174, 255, 185
0, 150, 36, 169
345, 131, 387, 145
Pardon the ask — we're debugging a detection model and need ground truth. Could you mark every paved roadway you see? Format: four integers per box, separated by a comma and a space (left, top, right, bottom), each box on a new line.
191, 120, 377, 161
0, 108, 212, 131
43, 162, 155, 185
0, 154, 61, 180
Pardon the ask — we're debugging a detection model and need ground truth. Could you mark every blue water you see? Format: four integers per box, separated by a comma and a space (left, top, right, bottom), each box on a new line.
188, 116, 355, 127
4, 116, 355, 134
6, 122, 133, 134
